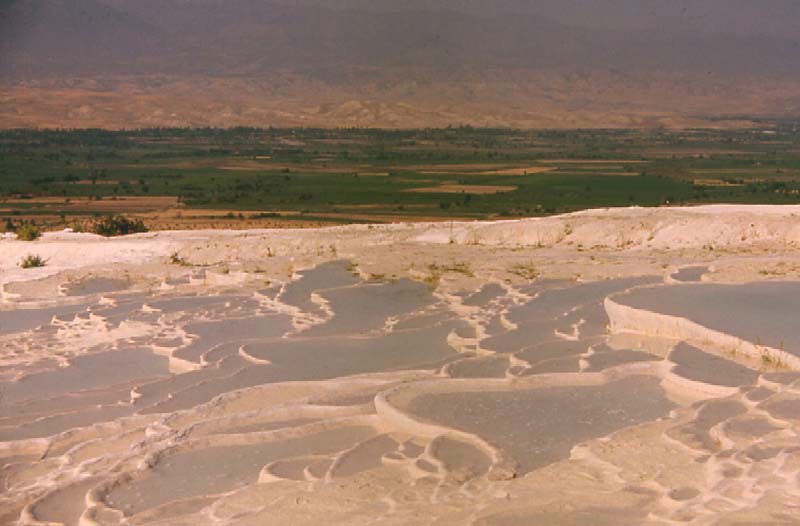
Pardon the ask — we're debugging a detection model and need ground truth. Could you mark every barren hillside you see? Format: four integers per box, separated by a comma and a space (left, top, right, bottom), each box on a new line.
2, 0, 800, 128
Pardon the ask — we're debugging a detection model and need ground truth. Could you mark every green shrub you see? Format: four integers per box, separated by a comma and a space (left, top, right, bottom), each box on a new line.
19, 254, 46, 268
16, 223, 41, 241
169, 252, 191, 266
93, 215, 148, 237
508, 262, 539, 281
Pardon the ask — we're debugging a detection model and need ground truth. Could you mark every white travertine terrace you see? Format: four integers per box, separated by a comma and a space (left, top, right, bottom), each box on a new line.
605, 297, 800, 371
2, 205, 800, 526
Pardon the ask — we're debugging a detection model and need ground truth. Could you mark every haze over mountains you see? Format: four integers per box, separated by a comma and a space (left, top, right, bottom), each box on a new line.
2, 0, 800, 128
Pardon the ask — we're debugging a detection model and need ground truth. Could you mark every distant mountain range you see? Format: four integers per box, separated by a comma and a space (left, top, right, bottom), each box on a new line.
2, 0, 800, 128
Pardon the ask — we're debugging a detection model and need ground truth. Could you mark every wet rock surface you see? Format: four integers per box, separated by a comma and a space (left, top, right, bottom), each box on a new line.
1, 246, 799, 526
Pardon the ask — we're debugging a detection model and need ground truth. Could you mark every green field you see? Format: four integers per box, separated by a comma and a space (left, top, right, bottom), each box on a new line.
2, 124, 800, 229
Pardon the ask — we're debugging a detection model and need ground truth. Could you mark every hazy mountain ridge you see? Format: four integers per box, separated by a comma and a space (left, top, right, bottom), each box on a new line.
4, 0, 800, 77
2, 0, 800, 128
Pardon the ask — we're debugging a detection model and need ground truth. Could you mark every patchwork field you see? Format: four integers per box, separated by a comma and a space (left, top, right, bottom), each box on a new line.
2, 126, 800, 231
